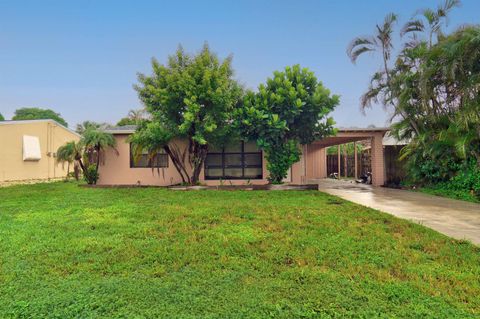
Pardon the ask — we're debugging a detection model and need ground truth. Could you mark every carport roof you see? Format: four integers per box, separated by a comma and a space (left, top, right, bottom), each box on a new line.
312, 127, 390, 148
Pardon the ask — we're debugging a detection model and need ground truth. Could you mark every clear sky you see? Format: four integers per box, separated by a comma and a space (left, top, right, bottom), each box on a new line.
0, 0, 478, 128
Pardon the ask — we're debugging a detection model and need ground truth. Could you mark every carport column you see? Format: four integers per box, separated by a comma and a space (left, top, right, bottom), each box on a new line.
354, 141, 358, 180
337, 145, 341, 178
370, 134, 385, 186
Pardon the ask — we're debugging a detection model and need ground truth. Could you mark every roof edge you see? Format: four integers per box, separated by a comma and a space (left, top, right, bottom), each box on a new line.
0, 119, 81, 138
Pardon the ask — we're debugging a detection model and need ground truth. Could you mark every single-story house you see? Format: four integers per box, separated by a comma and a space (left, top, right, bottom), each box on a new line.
0, 119, 81, 183
98, 126, 389, 186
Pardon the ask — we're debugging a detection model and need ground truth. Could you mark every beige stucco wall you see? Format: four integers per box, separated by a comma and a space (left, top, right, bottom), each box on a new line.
0, 120, 80, 182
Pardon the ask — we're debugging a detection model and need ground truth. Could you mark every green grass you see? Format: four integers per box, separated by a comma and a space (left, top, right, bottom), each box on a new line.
417, 186, 480, 203
0, 182, 479, 318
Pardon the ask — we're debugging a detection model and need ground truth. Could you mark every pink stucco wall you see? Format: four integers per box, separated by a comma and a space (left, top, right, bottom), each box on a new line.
97, 135, 185, 186
98, 135, 270, 186
98, 131, 385, 186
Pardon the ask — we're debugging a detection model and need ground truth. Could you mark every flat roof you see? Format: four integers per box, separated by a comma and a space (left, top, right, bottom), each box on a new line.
105, 125, 137, 134
0, 119, 81, 137
336, 127, 390, 133
106, 126, 391, 135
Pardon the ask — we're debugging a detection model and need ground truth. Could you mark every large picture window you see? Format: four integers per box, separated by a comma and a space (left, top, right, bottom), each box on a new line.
205, 141, 262, 180
130, 144, 169, 168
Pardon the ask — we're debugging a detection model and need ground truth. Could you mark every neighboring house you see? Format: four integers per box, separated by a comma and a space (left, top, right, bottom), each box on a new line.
98, 126, 389, 186
0, 119, 80, 183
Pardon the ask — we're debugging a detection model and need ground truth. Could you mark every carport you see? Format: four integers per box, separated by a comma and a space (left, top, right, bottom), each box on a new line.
301, 128, 389, 186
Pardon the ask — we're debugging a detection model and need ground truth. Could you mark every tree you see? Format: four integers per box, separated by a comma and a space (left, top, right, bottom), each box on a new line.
401, 0, 460, 48
116, 109, 146, 126
132, 44, 243, 184
56, 141, 84, 180
13, 107, 68, 127
347, 0, 480, 194
236, 65, 338, 183
81, 128, 117, 182
0, 113, 4, 121
56, 128, 116, 184
75, 121, 110, 135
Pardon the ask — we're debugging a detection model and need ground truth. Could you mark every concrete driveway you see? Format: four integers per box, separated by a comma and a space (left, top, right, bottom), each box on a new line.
314, 179, 480, 245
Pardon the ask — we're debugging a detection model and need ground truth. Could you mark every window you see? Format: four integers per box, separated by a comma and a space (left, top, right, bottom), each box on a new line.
205, 141, 262, 180
130, 144, 168, 168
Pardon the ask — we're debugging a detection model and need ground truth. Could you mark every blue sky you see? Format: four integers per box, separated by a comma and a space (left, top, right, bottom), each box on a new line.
0, 0, 478, 128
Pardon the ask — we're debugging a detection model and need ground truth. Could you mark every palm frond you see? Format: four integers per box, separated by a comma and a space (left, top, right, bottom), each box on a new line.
401, 20, 425, 37
346, 37, 376, 63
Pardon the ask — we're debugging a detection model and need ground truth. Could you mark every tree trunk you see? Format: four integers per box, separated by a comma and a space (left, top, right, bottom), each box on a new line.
95, 145, 101, 184
163, 145, 188, 184
189, 139, 208, 185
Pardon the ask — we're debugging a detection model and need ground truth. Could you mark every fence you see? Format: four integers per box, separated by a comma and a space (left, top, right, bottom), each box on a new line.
326, 154, 370, 178
327, 147, 404, 184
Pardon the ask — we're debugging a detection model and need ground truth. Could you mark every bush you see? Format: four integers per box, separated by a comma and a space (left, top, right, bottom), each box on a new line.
83, 165, 99, 185
417, 159, 480, 202
264, 140, 300, 184
447, 159, 480, 197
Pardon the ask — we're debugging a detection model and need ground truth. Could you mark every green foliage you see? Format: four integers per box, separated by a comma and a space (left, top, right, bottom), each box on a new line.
56, 128, 116, 184
263, 139, 301, 184
116, 117, 137, 126
349, 1, 480, 195
327, 142, 363, 155
75, 121, 110, 135
236, 65, 338, 183
116, 109, 146, 126
134, 44, 243, 184
0, 182, 479, 317
81, 128, 117, 154
56, 141, 83, 180
83, 164, 99, 185
0, 113, 4, 121
12, 107, 68, 127
417, 159, 480, 202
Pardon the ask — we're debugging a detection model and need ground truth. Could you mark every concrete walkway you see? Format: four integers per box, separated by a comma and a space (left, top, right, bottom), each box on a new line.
314, 179, 480, 245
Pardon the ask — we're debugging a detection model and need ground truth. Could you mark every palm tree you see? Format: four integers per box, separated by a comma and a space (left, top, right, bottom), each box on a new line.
401, 0, 461, 48
56, 141, 85, 180
128, 109, 146, 122
347, 13, 398, 78
116, 109, 147, 126
81, 128, 117, 181
76, 121, 110, 135
346, 13, 398, 111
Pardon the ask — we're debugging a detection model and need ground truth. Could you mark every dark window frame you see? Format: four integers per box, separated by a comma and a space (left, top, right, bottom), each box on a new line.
205, 141, 263, 180
129, 144, 169, 168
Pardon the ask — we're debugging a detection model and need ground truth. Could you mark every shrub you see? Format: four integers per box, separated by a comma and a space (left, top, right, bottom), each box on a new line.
83, 165, 99, 185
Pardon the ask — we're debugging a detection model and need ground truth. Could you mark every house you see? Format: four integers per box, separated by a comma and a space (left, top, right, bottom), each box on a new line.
98, 126, 389, 186
0, 119, 81, 183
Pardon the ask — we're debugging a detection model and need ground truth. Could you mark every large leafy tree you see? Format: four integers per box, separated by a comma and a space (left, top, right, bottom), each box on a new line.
132, 44, 243, 184
236, 65, 338, 183
13, 107, 68, 127
0, 113, 4, 121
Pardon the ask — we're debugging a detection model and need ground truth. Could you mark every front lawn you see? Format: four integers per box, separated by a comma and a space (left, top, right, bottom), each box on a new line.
0, 182, 478, 318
